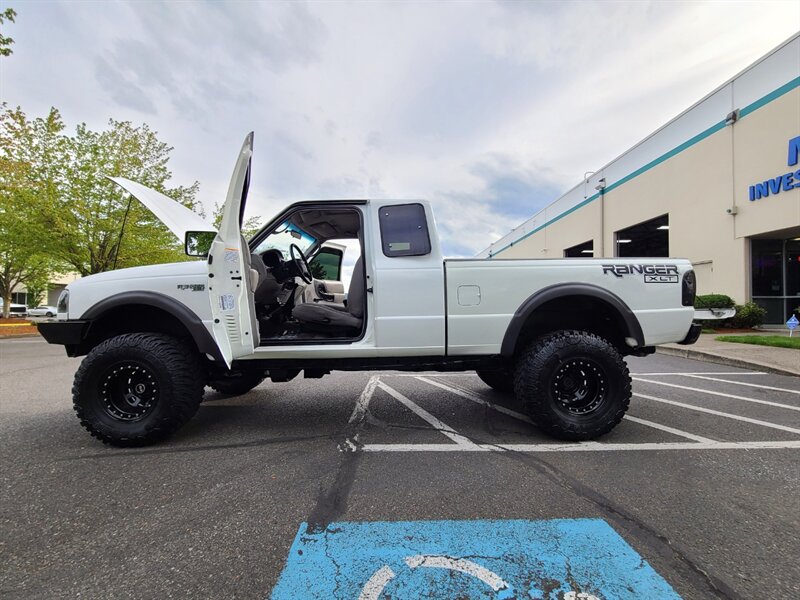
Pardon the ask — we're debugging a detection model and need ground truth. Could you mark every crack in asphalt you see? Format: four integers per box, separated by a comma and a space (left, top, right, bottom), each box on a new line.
481, 437, 742, 600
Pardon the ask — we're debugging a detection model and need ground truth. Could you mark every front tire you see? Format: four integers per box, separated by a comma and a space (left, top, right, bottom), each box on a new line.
514, 330, 631, 441
72, 333, 205, 447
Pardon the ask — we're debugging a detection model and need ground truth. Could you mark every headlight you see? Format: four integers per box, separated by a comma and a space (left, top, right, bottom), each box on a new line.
57, 290, 69, 315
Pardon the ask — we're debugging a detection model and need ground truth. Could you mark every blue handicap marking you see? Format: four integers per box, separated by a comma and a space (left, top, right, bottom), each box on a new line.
271, 519, 681, 599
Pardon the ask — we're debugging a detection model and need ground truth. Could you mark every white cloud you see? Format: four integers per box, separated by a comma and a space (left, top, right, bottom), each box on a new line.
3, 0, 798, 257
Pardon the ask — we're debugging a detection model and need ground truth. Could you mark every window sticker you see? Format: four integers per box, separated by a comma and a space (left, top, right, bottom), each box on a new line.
219, 294, 235, 311
224, 248, 239, 264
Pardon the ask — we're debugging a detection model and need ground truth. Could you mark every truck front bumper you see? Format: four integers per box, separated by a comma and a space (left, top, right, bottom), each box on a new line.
38, 320, 89, 348
678, 323, 702, 346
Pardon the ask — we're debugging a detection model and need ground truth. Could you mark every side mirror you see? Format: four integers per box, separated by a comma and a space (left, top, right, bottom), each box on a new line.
185, 231, 216, 257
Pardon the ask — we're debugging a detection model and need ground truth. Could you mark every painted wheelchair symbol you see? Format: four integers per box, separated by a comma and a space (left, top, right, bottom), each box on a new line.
358, 554, 600, 600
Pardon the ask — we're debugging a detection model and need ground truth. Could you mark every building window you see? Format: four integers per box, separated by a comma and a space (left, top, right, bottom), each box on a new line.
615, 214, 669, 258
379, 203, 431, 257
564, 240, 594, 257
11, 292, 27, 305
751, 238, 800, 324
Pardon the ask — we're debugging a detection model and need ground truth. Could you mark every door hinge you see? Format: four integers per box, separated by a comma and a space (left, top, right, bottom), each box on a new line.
366, 287, 374, 293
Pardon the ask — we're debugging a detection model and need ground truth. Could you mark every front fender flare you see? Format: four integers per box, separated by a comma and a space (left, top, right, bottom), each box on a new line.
81, 291, 223, 363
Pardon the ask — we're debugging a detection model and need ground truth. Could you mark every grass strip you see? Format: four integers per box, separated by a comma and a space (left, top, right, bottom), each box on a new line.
715, 335, 800, 350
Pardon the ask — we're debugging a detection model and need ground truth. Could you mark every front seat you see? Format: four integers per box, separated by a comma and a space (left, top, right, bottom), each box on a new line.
292, 258, 364, 332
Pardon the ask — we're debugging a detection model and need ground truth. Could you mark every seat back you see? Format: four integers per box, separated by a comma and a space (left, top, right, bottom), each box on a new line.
348, 257, 365, 318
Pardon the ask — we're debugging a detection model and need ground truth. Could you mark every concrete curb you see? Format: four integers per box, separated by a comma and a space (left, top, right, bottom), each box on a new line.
655, 345, 799, 377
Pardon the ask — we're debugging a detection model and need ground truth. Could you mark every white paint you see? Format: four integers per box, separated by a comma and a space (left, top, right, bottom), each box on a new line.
349, 375, 380, 424
404, 555, 511, 592
564, 592, 601, 600
679, 374, 800, 395
415, 376, 534, 424
623, 415, 716, 443
387, 373, 479, 377
629, 372, 765, 376
634, 378, 800, 413
376, 382, 480, 448
417, 375, 722, 443
634, 393, 800, 435
358, 565, 396, 600
361, 440, 800, 452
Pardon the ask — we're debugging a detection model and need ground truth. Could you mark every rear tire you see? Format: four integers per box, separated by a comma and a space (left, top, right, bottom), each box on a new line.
72, 333, 205, 447
514, 330, 631, 441
208, 372, 265, 396
476, 369, 514, 393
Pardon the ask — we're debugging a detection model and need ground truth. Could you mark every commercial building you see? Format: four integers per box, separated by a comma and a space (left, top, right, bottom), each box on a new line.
10, 272, 80, 308
479, 34, 800, 325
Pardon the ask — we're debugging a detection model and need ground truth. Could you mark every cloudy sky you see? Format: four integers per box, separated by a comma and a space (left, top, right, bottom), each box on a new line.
2, 0, 799, 258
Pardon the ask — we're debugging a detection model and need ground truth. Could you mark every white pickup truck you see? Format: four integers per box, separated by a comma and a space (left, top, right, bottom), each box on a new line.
40, 134, 700, 447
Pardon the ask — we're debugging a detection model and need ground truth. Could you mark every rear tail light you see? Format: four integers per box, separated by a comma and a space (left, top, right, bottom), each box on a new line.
682, 270, 696, 307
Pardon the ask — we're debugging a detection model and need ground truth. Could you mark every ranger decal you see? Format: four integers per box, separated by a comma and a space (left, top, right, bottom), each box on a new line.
602, 264, 679, 283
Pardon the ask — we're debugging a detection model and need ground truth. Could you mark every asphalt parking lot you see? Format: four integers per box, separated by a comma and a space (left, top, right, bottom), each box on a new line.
1, 337, 798, 599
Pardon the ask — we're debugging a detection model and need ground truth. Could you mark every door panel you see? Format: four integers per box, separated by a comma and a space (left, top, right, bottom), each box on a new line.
208, 133, 260, 367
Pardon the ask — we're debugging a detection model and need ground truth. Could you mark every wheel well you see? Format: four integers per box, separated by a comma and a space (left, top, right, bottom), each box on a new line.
508, 295, 635, 357
76, 305, 199, 357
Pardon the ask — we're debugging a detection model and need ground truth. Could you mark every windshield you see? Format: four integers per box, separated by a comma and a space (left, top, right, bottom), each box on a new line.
253, 221, 316, 259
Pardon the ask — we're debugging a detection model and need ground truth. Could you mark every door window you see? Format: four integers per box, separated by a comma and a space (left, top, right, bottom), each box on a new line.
309, 247, 343, 281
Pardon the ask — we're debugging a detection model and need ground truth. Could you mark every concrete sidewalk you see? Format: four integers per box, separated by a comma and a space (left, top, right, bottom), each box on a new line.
657, 332, 799, 376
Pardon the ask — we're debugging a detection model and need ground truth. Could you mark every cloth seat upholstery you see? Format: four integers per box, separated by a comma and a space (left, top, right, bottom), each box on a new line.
292, 257, 364, 331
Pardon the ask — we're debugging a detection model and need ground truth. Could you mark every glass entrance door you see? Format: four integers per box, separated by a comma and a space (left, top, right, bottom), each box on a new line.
751, 238, 800, 324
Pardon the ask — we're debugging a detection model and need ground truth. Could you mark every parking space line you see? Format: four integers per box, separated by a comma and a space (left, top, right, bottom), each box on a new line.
634, 393, 800, 434
361, 440, 800, 452
633, 378, 800, 412
389, 373, 478, 377
630, 371, 765, 376
376, 381, 482, 449
415, 376, 534, 424
349, 375, 380, 424
418, 376, 715, 443
678, 374, 800, 395
623, 415, 716, 443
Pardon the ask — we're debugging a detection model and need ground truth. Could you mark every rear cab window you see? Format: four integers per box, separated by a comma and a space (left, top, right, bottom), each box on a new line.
378, 203, 431, 257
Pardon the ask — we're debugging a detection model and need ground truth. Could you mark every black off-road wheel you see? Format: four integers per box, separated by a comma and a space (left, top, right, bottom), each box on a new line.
72, 333, 205, 447
476, 368, 515, 393
208, 372, 265, 396
514, 330, 631, 441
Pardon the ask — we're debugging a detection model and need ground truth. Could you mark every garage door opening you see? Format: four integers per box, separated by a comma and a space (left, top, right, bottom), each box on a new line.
615, 214, 669, 258
564, 240, 594, 257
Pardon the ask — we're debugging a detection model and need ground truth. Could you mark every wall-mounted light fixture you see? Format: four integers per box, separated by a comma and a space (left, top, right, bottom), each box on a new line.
725, 109, 740, 126
595, 178, 606, 191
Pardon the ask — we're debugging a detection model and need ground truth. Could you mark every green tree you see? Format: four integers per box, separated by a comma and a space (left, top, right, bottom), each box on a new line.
1, 106, 202, 277
212, 202, 262, 239
0, 107, 63, 317
0, 8, 16, 57
51, 118, 201, 275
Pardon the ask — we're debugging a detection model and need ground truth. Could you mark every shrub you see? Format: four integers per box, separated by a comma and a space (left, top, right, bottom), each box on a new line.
694, 294, 735, 309
729, 302, 767, 329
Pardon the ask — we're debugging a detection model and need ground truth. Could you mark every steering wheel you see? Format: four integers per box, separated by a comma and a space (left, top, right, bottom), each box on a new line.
289, 243, 313, 284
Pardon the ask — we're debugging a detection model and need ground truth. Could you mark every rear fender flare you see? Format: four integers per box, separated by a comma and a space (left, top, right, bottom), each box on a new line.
500, 283, 644, 357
